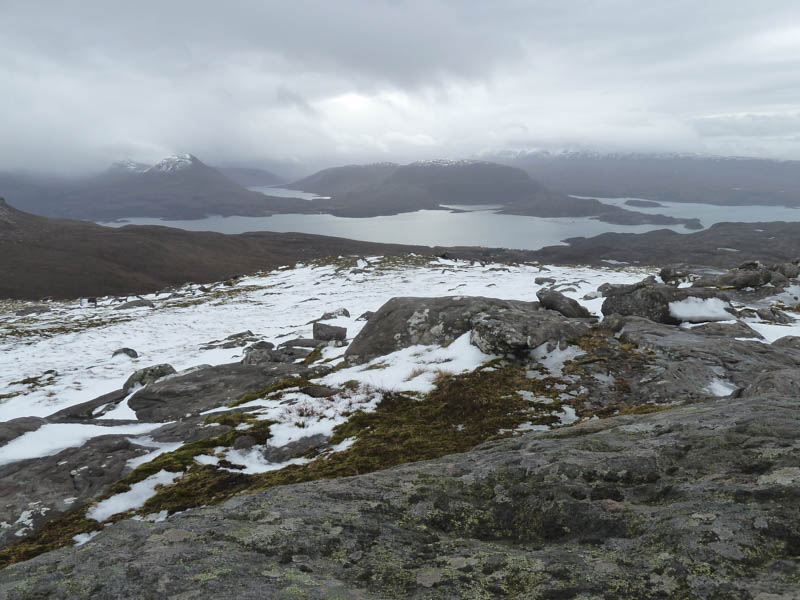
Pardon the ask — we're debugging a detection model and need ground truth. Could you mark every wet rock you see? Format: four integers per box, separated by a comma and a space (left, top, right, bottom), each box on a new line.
122, 364, 176, 393
313, 322, 346, 342
112, 347, 138, 359
114, 298, 154, 310
346, 296, 541, 363
536, 289, 592, 319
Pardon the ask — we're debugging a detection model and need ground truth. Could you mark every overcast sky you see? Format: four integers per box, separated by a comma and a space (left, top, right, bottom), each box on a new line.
3, 1, 800, 174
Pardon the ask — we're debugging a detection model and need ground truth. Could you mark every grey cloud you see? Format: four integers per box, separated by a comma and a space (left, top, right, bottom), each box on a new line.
2, 0, 800, 173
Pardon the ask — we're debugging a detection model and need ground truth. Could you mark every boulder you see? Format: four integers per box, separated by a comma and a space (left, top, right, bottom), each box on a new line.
317, 308, 350, 321
756, 307, 794, 324
602, 280, 730, 325
242, 342, 310, 365
313, 322, 347, 342
345, 296, 541, 363
470, 307, 590, 356
773, 335, 800, 351
114, 299, 155, 310
112, 347, 138, 359
691, 320, 764, 339
534, 276, 556, 285
356, 311, 374, 322
122, 364, 176, 393
771, 262, 800, 280
200, 331, 259, 350
536, 289, 592, 319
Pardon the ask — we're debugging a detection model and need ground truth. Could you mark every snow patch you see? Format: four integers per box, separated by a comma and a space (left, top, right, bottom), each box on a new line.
669, 297, 733, 323
87, 470, 182, 521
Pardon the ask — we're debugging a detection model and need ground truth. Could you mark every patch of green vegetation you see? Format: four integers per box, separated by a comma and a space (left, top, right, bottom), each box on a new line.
0, 511, 101, 570
228, 376, 312, 408
301, 346, 323, 365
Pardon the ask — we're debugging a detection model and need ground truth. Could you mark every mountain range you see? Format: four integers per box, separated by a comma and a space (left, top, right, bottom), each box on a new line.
492, 150, 800, 206
286, 159, 701, 227
0, 155, 310, 221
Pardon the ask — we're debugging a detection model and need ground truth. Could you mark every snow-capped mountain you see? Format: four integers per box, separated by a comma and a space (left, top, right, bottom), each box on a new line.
146, 153, 197, 173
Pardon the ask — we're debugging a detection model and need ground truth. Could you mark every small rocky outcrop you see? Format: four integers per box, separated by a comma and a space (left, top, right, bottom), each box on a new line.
536, 288, 592, 318
601, 278, 731, 325
122, 364, 176, 393
241, 341, 311, 364
345, 296, 542, 363
111, 347, 138, 359
313, 322, 347, 342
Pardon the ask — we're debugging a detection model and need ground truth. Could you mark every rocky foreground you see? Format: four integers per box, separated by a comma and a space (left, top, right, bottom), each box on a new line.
1, 256, 799, 598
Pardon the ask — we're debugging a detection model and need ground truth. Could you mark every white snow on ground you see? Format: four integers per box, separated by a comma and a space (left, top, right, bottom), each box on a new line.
0, 423, 164, 467
704, 378, 739, 397
87, 470, 182, 522
530, 344, 585, 377
0, 258, 653, 422
72, 531, 101, 546
321, 332, 496, 394
97, 390, 139, 420
219, 449, 311, 475
668, 297, 733, 322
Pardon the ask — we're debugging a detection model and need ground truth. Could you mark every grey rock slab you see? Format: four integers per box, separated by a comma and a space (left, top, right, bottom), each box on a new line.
0, 417, 46, 446
2, 395, 798, 598
0, 435, 150, 550
536, 288, 593, 319
127, 362, 318, 421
